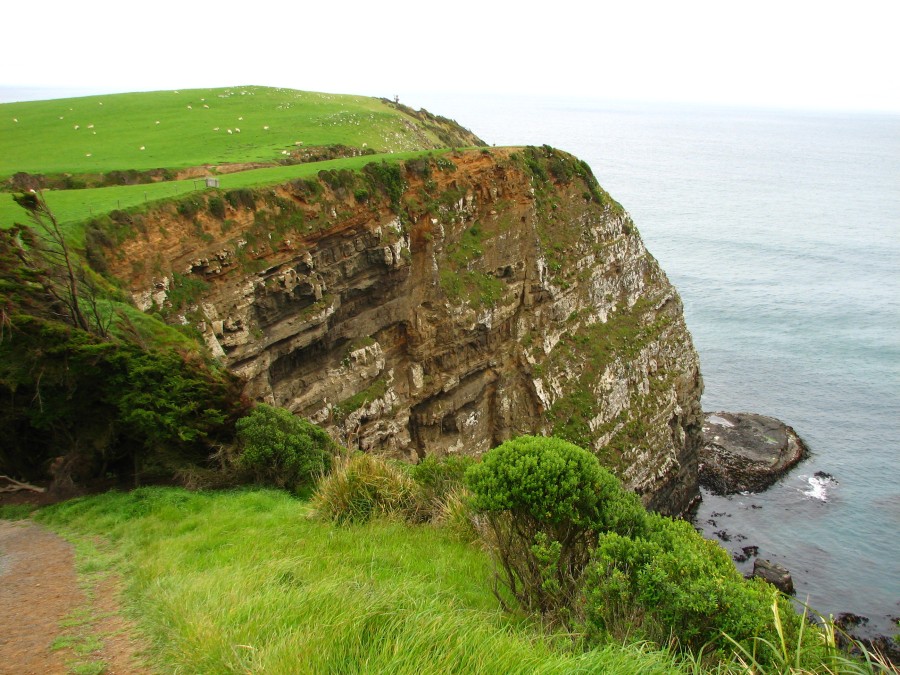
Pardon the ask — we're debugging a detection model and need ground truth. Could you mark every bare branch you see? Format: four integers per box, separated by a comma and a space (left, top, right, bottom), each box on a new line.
0, 475, 46, 493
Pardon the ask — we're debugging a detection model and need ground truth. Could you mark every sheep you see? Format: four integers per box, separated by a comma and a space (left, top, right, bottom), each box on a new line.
74, 124, 79, 130
87, 124, 94, 129
203, 104, 209, 109
187, 105, 192, 109
235, 128, 240, 133
155, 120, 160, 125
227, 129, 233, 134
263, 125, 269, 130
12, 118, 17, 123
85, 153, 92, 157
213, 127, 220, 131
140, 146, 145, 151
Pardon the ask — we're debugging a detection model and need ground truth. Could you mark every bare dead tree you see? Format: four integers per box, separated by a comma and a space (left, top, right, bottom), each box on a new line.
13, 191, 91, 333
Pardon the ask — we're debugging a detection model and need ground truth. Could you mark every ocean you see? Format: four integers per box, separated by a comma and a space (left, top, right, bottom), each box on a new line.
410, 92, 900, 634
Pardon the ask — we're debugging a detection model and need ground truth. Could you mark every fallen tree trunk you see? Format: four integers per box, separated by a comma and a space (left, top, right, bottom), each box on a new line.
0, 475, 46, 493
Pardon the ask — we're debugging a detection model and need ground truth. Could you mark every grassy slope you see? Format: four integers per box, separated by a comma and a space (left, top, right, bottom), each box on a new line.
0, 149, 445, 245
0, 86, 458, 177
35, 488, 687, 674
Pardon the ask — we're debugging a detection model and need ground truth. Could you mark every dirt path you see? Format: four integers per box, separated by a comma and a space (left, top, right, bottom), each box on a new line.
0, 520, 151, 674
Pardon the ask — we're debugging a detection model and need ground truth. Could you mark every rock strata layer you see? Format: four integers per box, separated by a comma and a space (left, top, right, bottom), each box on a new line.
700, 412, 809, 494
108, 148, 704, 515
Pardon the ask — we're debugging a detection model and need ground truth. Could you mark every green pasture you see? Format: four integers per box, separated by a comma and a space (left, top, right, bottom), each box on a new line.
0, 149, 445, 246
0, 86, 450, 178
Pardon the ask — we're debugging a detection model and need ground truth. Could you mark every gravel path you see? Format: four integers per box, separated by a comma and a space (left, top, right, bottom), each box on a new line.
0, 520, 150, 674
0, 520, 83, 674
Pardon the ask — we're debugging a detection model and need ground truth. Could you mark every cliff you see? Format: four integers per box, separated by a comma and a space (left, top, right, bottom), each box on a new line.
103, 146, 703, 515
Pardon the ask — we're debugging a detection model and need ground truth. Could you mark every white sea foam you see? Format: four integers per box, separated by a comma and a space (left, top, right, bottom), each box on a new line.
802, 474, 834, 502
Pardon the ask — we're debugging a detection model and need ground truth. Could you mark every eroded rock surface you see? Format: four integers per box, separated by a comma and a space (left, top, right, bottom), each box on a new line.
108, 148, 704, 515
700, 412, 809, 494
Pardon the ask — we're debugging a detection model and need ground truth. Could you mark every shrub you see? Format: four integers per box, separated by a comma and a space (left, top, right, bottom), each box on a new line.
312, 452, 421, 523
207, 195, 227, 220
235, 404, 334, 493
465, 435, 635, 621
176, 197, 203, 219
409, 454, 474, 513
363, 161, 406, 212
225, 188, 257, 210
582, 511, 807, 662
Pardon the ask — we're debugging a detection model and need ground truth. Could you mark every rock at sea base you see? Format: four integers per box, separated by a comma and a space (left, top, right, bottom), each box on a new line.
699, 412, 809, 495
752, 558, 795, 595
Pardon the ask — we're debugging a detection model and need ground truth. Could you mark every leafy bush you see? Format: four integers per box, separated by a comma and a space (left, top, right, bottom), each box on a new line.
225, 188, 257, 210
311, 452, 420, 523
582, 511, 809, 663
404, 157, 432, 180
207, 195, 227, 220
235, 404, 334, 492
176, 196, 203, 219
465, 435, 637, 620
409, 454, 474, 507
363, 161, 406, 212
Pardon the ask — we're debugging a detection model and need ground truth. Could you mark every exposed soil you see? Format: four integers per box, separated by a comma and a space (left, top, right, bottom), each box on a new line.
0, 519, 151, 674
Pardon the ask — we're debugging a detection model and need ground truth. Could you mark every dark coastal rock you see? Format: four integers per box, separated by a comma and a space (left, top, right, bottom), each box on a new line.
752, 558, 795, 594
699, 412, 809, 494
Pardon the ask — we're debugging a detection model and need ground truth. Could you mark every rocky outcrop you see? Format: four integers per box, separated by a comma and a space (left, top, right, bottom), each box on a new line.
752, 558, 795, 594
700, 412, 809, 494
108, 147, 703, 515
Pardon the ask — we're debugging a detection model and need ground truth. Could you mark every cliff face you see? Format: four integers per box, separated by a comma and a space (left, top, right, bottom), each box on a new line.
110, 147, 703, 515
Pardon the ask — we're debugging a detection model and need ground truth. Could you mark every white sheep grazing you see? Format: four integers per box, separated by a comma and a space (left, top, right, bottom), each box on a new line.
85, 153, 92, 157
238, 116, 243, 121
187, 105, 192, 109
74, 124, 79, 130
235, 128, 240, 133
227, 129, 232, 134
263, 125, 269, 130
87, 124, 94, 129
140, 146, 145, 150
155, 121, 160, 125
213, 127, 219, 131
203, 104, 209, 109
13, 118, 18, 123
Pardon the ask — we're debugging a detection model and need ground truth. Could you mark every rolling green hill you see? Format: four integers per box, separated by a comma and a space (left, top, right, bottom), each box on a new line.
0, 85, 482, 179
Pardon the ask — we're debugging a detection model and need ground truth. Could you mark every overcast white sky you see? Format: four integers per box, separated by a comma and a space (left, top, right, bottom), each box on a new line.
2, 0, 898, 113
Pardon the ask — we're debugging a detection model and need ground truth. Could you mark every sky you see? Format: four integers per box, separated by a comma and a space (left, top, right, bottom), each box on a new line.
2, 0, 899, 113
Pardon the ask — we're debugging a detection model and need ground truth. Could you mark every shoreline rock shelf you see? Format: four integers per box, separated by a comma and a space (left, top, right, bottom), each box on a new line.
699, 412, 809, 495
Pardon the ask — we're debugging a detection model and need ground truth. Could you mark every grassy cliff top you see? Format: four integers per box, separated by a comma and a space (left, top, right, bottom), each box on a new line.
0, 85, 483, 179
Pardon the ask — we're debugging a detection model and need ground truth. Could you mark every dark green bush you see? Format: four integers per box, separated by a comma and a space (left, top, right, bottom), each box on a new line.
235, 404, 334, 492
465, 435, 635, 620
363, 161, 406, 212
409, 454, 475, 520
582, 511, 808, 662
404, 157, 432, 180
225, 188, 257, 210
207, 195, 227, 220
176, 197, 203, 219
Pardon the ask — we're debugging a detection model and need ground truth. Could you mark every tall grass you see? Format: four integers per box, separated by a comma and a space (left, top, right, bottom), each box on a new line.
35, 487, 691, 674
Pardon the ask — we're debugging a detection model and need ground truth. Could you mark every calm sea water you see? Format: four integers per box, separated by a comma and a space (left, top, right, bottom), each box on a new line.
412, 92, 900, 633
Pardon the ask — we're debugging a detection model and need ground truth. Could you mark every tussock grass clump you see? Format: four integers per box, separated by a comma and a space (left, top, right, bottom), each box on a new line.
311, 453, 421, 523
